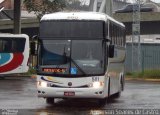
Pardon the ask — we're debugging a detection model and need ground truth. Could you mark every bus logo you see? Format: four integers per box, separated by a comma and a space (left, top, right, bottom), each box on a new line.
68, 82, 72, 87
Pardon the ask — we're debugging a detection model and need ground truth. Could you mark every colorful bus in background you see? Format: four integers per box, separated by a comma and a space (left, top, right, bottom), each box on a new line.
0, 34, 29, 75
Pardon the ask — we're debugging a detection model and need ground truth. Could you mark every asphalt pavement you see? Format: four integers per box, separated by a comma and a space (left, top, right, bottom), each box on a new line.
0, 76, 160, 115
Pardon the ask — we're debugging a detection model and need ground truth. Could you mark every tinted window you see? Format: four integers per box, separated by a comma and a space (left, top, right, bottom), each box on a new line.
0, 38, 26, 53
39, 40, 105, 76
40, 20, 105, 39
41, 40, 70, 65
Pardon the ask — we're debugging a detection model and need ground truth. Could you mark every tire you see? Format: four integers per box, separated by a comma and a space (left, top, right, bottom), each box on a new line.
121, 75, 125, 91
98, 97, 107, 106
113, 92, 121, 98
46, 97, 55, 104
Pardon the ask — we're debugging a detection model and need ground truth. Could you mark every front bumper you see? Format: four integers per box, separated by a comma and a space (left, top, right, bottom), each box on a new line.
37, 86, 106, 99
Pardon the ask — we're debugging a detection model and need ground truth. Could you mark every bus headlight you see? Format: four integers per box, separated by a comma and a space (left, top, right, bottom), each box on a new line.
93, 82, 101, 88
38, 81, 47, 87
89, 82, 104, 88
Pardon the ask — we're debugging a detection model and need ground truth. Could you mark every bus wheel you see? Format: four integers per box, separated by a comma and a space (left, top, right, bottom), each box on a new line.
46, 98, 55, 104
113, 92, 121, 98
121, 75, 125, 91
98, 97, 107, 106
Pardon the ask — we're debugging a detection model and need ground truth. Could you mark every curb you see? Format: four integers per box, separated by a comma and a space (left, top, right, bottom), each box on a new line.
125, 78, 160, 82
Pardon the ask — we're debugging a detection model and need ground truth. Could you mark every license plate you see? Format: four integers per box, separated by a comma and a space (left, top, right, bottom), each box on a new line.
64, 92, 75, 96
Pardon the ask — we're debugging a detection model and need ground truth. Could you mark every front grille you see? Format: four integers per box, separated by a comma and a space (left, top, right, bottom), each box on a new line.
50, 84, 89, 88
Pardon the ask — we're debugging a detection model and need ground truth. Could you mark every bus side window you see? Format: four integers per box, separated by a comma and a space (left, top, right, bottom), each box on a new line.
4, 42, 9, 52
0, 40, 2, 52
12, 40, 17, 52
3, 39, 12, 52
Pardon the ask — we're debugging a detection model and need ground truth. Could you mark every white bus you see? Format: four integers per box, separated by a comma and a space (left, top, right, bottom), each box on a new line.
31, 12, 126, 105
0, 34, 29, 75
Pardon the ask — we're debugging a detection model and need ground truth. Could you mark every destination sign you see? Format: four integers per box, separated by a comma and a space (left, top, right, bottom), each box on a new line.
42, 68, 66, 73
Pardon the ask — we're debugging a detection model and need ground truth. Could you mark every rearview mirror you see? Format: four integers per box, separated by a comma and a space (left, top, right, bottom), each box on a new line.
109, 44, 114, 58
30, 41, 37, 55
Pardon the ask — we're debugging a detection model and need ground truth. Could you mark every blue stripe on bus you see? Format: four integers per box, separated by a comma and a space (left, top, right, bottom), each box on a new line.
0, 53, 11, 65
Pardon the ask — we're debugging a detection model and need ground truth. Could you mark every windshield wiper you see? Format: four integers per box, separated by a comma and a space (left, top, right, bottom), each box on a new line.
63, 44, 86, 76
69, 57, 86, 76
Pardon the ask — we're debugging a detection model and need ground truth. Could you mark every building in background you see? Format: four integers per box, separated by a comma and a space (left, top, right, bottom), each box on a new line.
144, 0, 160, 12
0, 0, 13, 9
0, 0, 13, 19
112, 0, 130, 12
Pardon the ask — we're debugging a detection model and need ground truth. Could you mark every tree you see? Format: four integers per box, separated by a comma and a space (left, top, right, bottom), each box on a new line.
65, 0, 90, 11
23, 0, 66, 19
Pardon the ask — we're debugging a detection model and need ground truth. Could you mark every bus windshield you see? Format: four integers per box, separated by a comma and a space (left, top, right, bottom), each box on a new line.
39, 40, 105, 77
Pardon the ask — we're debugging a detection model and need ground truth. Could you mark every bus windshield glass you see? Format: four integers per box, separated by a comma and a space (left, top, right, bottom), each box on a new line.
39, 40, 105, 76
40, 20, 104, 39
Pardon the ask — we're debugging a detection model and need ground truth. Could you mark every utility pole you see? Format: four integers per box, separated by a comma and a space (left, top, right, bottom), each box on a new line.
132, 0, 141, 72
13, 0, 21, 34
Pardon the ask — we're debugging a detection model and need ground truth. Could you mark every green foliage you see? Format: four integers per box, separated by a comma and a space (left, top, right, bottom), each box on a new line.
126, 69, 160, 79
23, 0, 90, 19
142, 70, 160, 79
23, 0, 66, 19
65, 0, 89, 11
22, 67, 36, 76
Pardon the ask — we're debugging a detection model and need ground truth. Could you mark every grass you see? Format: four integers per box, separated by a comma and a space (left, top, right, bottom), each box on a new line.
126, 69, 160, 79
21, 67, 37, 76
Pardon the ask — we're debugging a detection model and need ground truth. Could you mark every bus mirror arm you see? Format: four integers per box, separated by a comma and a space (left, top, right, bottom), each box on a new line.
31, 35, 39, 55
30, 41, 37, 55
32, 35, 38, 40
109, 44, 114, 58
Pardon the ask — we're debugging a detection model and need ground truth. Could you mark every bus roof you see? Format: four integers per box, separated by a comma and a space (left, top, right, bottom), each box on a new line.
41, 12, 125, 27
0, 33, 29, 40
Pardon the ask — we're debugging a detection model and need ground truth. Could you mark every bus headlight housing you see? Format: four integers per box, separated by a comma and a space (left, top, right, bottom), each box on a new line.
37, 81, 47, 87
89, 82, 104, 88
93, 82, 101, 88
